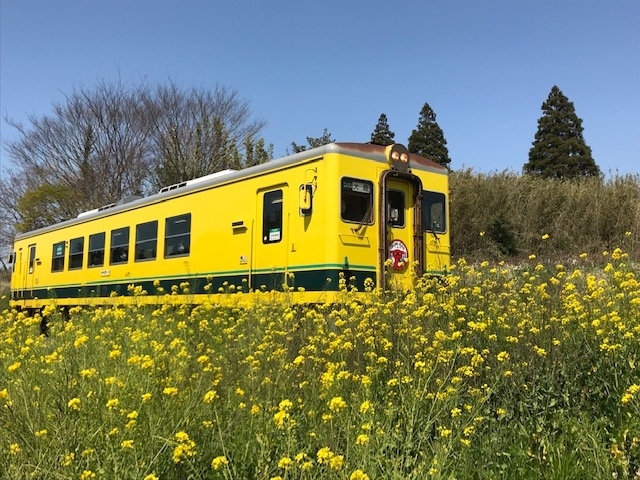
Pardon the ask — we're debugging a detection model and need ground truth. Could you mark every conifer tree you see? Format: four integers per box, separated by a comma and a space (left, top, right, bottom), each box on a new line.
370, 113, 395, 146
524, 85, 599, 179
290, 128, 334, 153
408, 103, 451, 167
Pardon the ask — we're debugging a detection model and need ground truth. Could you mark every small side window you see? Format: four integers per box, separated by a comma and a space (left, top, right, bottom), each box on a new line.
69, 237, 84, 270
165, 214, 191, 257
88, 232, 106, 267
51, 241, 65, 272
423, 191, 446, 233
341, 177, 373, 224
263, 190, 283, 243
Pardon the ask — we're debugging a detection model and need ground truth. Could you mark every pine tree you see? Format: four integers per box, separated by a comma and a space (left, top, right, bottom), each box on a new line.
370, 113, 395, 146
408, 103, 451, 167
525, 85, 599, 179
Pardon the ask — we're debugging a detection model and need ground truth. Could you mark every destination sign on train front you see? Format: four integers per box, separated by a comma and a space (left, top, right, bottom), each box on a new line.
343, 180, 371, 193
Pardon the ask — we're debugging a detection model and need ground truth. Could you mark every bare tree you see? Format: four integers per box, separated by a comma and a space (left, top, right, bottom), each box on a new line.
146, 81, 266, 189
0, 172, 27, 245
2, 78, 267, 239
6, 80, 154, 212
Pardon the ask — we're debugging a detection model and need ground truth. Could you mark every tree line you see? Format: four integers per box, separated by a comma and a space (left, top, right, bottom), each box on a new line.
1, 79, 600, 251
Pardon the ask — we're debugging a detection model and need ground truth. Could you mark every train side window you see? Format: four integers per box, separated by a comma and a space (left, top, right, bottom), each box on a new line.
88, 232, 106, 267
69, 237, 84, 270
110, 227, 130, 264
51, 241, 65, 272
165, 214, 191, 257
423, 191, 446, 233
28, 246, 36, 274
136, 221, 158, 261
387, 190, 405, 228
341, 177, 373, 224
263, 190, 283, 243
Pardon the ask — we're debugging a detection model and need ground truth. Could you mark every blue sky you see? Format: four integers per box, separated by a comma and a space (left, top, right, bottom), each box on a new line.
1, 0, 639, 177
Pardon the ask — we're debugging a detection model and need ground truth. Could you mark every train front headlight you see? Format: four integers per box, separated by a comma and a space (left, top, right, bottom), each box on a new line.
386, 144, 411, 172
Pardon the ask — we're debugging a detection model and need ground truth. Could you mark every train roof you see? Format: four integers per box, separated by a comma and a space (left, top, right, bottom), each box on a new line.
13, 142, 447, 241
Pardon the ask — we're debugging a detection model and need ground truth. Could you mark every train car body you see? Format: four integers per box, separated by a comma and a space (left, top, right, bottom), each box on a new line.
9, 143, 449, 309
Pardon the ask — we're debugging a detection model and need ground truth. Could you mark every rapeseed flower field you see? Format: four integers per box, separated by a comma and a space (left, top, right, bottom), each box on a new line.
1, 250, 639, 479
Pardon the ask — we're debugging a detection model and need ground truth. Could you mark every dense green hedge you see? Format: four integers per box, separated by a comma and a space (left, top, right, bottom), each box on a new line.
450, 171, 640, 261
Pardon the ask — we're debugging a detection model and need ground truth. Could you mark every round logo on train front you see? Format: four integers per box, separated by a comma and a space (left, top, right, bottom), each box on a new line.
388, 239, 409, 270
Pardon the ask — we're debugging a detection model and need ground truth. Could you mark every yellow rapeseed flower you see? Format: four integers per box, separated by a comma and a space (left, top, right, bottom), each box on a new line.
329, 455, 344, 470
7, 361, 21, 373
359, 400, 373, 414
203, 390, 218, 403
350, 470, 371, 480
317, 447, 333, 464
172, 433, 196, 463
211, 455, 228, 470
328, 396, 347, 412
80, 368, 98, 378
61, 452, 75, 466
67, 398, 81, 411
273, 410, 289, 429
621, 384, 640, 404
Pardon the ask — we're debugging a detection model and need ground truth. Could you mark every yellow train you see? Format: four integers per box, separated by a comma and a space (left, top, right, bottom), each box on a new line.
9, 143, 449, 310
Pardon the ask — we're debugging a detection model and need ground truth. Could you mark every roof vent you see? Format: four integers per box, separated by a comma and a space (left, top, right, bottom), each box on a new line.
158, 169, 236, 193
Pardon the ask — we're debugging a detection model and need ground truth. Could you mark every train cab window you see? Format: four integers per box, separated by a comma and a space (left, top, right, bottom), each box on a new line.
262, 190, 283, 244
51, 241, 65, 272
423, 191, 446, 233
341, 177, 373, 224
165, 214, 191, 257
88, 232, 106, 267
110, 227, 130, 264
387, 190, 405, 228
136, 221, 158, 261
69, 237, 84, 270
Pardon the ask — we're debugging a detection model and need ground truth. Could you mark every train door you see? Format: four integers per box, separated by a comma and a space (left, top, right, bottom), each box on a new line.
18, 244, 37, 299
252, 185, 289, 291
381, 174, 423, 290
